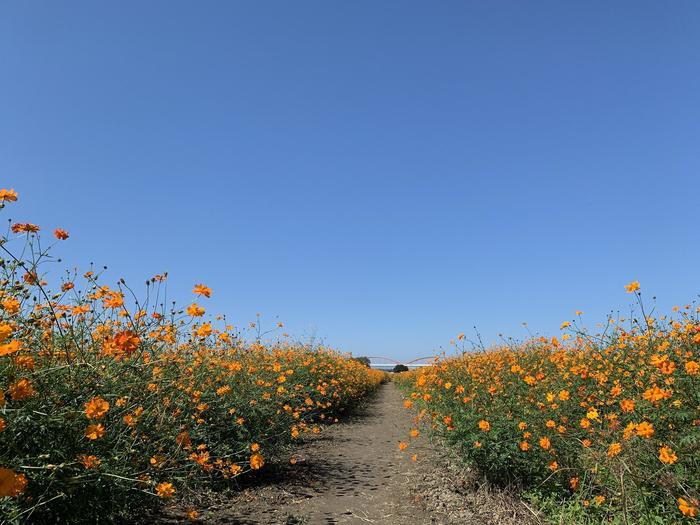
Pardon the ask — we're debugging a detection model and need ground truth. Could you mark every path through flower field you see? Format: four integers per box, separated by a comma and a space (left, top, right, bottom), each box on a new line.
159, 383, 533, 525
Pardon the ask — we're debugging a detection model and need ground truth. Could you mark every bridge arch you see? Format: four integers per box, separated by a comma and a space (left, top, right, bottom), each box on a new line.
405, 356, 437, 365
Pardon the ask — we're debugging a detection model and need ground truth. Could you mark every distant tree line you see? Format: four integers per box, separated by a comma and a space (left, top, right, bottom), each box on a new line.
351, 356, 371, 368
351, 356, 409, 373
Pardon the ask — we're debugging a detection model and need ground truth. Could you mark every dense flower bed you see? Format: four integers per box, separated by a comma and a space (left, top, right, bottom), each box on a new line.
397, 288, 699, 523
0, 189, 383, 523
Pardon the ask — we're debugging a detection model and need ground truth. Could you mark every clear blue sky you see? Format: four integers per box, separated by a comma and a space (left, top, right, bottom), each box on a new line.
2, 1, 699, 360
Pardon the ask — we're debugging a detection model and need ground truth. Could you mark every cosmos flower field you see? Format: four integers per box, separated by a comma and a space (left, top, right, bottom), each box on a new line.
1, 186, 698, 524
397, 287, 700, 522
0, 189, 384, 522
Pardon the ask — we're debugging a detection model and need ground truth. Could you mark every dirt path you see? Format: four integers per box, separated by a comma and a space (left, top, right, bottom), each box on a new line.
260, 382, 434, 524
161, 383, 535, 525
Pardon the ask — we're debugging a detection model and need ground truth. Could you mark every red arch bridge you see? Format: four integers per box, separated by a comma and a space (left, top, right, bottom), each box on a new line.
365, 356, 438, 369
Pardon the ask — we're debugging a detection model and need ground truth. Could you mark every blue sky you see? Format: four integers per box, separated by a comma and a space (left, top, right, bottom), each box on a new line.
2, 1, 699, 360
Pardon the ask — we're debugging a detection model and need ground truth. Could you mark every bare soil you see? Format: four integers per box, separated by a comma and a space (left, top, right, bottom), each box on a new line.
158, 383, 538, 525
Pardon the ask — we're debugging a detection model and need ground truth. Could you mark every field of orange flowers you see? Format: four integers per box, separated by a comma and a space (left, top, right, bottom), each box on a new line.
0, 189, 384, 523
397, 288, 700, 523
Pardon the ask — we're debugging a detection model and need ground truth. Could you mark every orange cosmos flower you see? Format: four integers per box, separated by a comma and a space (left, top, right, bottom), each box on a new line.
71, 304, 90, 316
678, 498, 698, 518
156, 482, 176, 499
216, 385, 231, 396
176, 430, 192, 448
622, 423, 637, 440
625, 281, 640, 293
22, 271, 38, 285
658, 446, 678, 465
620, 399, 635, 412
8, 378, 35, 400
192, 284, 212, 298
85, 423, 106, 440
11, 223, 40, 234
570, 477, 579, 490
15, 356, 36, 373
0, 468, 27, 497
685, 361, 699, 375
249, 453, 265, 470
636, 421, 654, 438
643, 386, 672, 403
398, 442, 409, 451
0, 189, 18, 202
539, 437, 551, 450
607, 443, 622, 457
658, 360, 676, 375
102, 293, 124, 309
409, 429, 420, 438
1, 299, 20, 315
187, 303, 205, 317
478, 420, 491, 431
84, 397, 110, 420
77, 455, 101, 469
0, 340, 21, 357
0, 323, 12, 343
102, 330, 140, 358
53, 229, 69, 240
115, 330, 140, 351
195, 323, 212, 338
